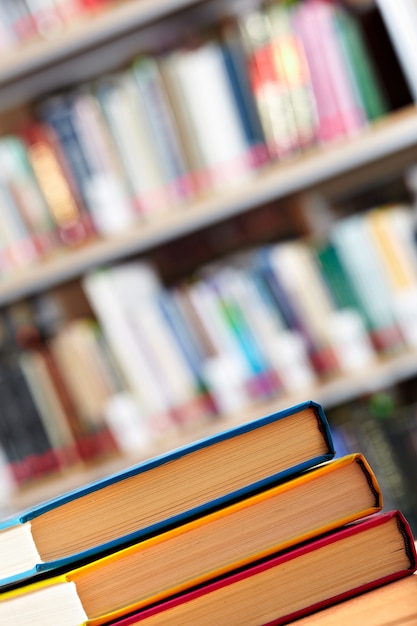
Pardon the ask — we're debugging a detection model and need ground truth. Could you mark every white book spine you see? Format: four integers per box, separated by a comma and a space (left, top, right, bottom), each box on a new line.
175, 43, 253, 188
376, 0, 417, 102
83, 271, 175, 434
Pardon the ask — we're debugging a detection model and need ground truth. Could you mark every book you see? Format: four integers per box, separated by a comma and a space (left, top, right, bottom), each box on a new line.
0, 400, 334, 585
266, 1, 319, 148
238, 8, 299, 159
326, 395, 417, 535
164, 39, 256, 189
333, 6, 388, 122
219, 17, 269, 165
303, 0, 366, 137
95, 73, 170, 217
82, 267, 177, 436
366, 205, 417, 347
68, 87, 136, 236
5, 511, 413, 626
376, 0, 417, 101
330, 213, 405, 352
10, 301, 117, 466
287, 574, 417, 626
0, 136, 58, 257
88, 262, 211, 427
0, 176, 39, 273
260, 243, 340, 376
131, 56, 194, 206
0, 314, 61, 486
21, 122, 95, 246
0, 453, 383, 624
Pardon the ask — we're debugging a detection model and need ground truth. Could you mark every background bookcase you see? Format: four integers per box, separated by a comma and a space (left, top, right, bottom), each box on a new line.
0, 0, 417, 530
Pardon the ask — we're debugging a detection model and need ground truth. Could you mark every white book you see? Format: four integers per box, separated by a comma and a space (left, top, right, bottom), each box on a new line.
330, 214, 402, 347
70, 89, 135, 235
109, 262, 202, 414
366, 205, 417, 347
96, 74, 169, 216
269, 241, 337, 349
376, 0, 417, 101
173, 42, 254, 189
82, 270, 175, 436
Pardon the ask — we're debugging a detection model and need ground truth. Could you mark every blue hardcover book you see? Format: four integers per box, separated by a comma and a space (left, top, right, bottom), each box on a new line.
38, 94, 92, 209
0, 400, 333, 587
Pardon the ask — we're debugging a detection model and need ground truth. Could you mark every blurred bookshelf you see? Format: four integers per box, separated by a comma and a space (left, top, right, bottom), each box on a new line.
0, 0, 417, 527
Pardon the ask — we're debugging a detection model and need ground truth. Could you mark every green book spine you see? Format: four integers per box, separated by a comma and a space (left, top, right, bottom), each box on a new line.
315, 242, 372, 330
333, 8, 388, 122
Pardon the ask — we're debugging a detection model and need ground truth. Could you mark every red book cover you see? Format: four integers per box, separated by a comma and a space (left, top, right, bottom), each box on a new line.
111, 511, 416, 626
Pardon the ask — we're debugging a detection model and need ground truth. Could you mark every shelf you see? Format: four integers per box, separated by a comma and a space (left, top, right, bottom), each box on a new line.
5, 346, 417, 518
0, 0, 204, 86
2, 105, 417, 306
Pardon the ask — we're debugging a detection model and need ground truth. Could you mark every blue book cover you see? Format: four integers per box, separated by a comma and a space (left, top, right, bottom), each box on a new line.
0, 400, 334, 587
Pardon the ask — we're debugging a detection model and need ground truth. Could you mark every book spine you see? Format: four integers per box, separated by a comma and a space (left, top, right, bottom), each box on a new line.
238, 9, 299, 159
365, 206, 417, 347
291, 0, 347, 142
330, 214, 405, 352
333, 6, 388, 122
107, 262, 212, 427
69, 88, 136, 235
0, 136, 59, 257
21, 122, 95, 246
266, 2, 319, 148
82, 269, 177, 436
0, 315, 62, 484
132, 56, 195, 204
210, 267, 281, 398
38, 95, 102, 228
333, 404, 417, 536
220, 18, 269, 166
95, 75, 170, 216
376, 0, 417, 101
271, 241, 341, 375
23, 0, 64, 39
0, 180, 40, 273
172, 41, 256, 188
309, 0, 366, 135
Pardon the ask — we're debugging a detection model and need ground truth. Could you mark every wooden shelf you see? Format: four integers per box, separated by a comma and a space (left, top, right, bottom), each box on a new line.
1, 105, 417, 306
0, 0, 204, 86
4, 346, 417, 518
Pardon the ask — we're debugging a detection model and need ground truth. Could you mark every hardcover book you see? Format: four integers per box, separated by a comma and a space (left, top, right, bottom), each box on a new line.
0, 453, 382, 624
97, 511, 417, 626
0, 400, 334, 585
0, 511, 414, 625
287, 574, 417, 626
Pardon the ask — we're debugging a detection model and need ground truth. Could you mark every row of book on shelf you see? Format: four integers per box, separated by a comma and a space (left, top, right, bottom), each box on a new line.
2, 201, 417, 493
0, 0, 388, 275
0, 0, 112, 52
0, 400, 415, 625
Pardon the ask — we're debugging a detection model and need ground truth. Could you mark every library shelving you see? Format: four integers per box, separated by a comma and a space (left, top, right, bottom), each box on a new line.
4, 344, 417, 520
0, 0, 416, 526
0, 104, 417, 306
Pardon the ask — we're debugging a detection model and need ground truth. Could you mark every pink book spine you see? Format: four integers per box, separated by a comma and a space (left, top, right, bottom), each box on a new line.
309, 0, 365, 136
292, 0, 364, 142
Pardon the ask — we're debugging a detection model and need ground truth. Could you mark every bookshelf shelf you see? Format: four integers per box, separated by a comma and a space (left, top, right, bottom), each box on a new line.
0, 0, 203, 87
6, 346, 417, 518
2, 104, 417, 306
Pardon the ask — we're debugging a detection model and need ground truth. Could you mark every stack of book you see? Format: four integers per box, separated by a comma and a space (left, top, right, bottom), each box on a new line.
0, 399, 415, 624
